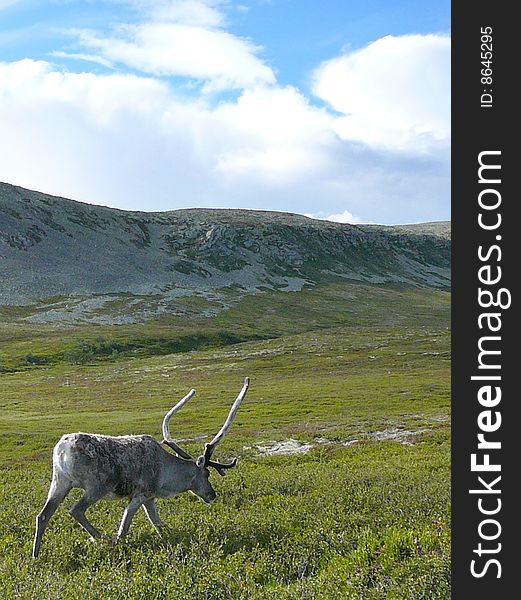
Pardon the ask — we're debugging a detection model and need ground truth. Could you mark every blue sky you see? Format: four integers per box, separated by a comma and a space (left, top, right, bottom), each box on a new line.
0, 0, 450, 224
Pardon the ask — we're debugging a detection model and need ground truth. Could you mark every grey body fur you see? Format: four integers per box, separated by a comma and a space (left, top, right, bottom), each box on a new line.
32, 378, 250, 559
54, 433, 203, 500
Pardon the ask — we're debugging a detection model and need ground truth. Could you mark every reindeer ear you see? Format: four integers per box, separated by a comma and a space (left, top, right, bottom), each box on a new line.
196, 455, 206, 468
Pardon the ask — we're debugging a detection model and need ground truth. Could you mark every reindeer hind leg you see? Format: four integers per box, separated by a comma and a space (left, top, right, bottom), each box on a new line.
33, 474, 72, 559
70, 489, 106, 541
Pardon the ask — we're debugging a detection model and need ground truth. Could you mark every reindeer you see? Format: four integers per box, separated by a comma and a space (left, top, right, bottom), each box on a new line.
32, 377, 250, 558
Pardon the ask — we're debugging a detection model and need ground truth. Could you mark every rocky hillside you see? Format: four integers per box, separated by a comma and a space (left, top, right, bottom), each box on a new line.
0, 182, 450, 323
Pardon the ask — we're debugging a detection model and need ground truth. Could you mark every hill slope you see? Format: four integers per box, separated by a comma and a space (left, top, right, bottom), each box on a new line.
0, 182, 450, 322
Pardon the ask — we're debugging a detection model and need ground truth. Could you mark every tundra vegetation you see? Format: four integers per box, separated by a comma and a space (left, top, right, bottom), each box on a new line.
0, 283, 450, 599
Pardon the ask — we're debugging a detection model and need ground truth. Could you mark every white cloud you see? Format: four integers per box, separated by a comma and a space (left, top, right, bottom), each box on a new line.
0, 29, 450, 224
0, 59, 170, 121
305, 210, 365, 224
313, 34, 450, 153
49, 51, 115, 69
66, 1, 275, 92
209, 86, 336, 182
0, 59, 331, 204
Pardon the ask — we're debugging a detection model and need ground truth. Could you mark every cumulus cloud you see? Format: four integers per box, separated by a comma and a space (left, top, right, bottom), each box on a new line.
0, 59, 335, 208
305, 210, 365, 224
313, 34, 450, 153
66, 0, 275, 92
210, 86, 336, 182
0, 19, 450, 224
49, 51, 115, 69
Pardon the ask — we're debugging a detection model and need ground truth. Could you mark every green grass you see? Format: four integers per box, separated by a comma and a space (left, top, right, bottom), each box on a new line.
0, 284, 450, 598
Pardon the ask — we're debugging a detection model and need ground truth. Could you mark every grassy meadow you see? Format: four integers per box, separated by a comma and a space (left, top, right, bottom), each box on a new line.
0, 283, 451, 599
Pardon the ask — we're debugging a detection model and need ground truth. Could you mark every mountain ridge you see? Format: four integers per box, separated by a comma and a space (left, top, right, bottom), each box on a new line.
0, 181, 450, 230
0, 182, 450, 323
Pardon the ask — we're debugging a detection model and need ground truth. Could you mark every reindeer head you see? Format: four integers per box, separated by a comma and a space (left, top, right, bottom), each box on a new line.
161, 377, 250, 503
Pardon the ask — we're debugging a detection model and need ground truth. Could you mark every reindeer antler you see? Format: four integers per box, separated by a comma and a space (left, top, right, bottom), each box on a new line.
162, 389, 196, 460
202, 377, 250, 475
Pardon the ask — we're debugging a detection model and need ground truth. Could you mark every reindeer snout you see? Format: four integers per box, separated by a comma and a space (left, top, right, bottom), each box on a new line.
206, 492, 217, 504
